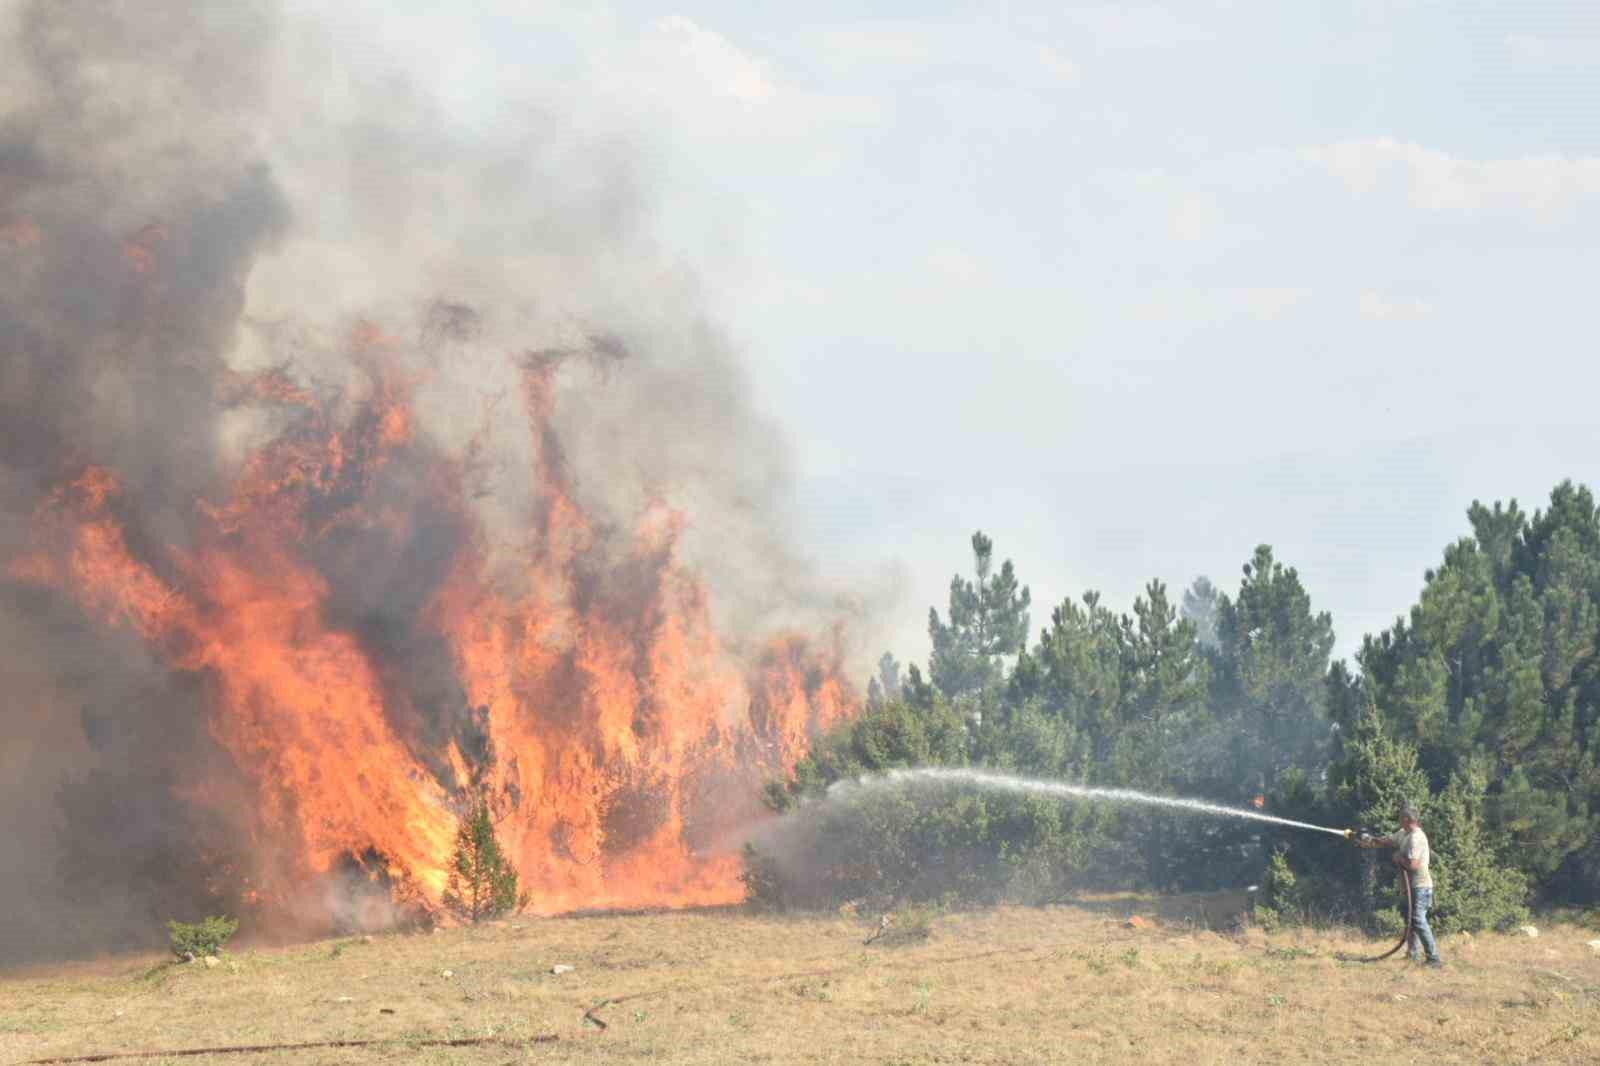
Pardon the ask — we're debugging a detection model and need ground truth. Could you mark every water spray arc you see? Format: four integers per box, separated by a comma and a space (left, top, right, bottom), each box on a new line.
828, 768, 1353, 837
825, 768, 1416, 962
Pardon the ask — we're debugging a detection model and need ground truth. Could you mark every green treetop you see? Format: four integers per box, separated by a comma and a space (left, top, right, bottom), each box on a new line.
928, 532, 1031, 710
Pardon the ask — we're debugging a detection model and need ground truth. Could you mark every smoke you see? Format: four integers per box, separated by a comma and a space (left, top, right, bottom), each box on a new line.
0, 0, 290, 962
0, 1, 870, 962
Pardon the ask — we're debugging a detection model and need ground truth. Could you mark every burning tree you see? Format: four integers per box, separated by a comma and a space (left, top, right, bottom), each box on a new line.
0, 0, 863, 962
442, 798, 528, 924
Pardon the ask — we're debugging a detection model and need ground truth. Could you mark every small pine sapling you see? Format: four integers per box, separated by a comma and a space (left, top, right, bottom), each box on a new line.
443, 795, 529, 923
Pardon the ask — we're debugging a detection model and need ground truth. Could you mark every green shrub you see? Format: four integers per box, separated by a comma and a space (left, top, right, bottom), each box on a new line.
1426, 767, 1530, 933
748, 692, 1112, 911
443, 796, 529, 923
1371, 905, 1406, 940
168, 916, 238, 960
747, 775, 1095, 910
1251, 904, 1283, 932
1256, 849, 1306, 926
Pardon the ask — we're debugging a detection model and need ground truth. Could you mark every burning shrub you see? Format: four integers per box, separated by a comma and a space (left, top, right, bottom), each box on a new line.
167, 916, 238, 960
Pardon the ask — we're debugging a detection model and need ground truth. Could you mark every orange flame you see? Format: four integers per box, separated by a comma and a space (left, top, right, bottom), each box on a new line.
1, 218, 41, 249
121, 222, 169, 275
11, 328, 855, 927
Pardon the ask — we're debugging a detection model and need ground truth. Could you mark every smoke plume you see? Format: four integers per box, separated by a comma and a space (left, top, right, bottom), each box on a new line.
0, 0, 863, 962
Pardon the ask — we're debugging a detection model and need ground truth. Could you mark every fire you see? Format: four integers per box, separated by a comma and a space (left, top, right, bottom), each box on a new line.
9, 322, 856, 928
121, 222, 170, 275
0, 218, 41, 249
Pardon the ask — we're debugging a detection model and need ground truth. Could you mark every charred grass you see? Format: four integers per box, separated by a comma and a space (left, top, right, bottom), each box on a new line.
1, 898, 1597, 1065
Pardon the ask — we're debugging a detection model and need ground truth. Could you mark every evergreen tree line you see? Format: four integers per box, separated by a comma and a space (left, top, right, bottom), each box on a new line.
746, 483, 1600, 932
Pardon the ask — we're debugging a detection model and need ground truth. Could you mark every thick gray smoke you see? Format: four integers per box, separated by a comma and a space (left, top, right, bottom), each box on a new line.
0, 1, 875, 963
0, 0, 292, 963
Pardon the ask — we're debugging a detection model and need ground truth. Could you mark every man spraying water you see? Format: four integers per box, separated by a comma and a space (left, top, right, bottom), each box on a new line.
814, 769, 1440, 963
1352, 804, 1442, 967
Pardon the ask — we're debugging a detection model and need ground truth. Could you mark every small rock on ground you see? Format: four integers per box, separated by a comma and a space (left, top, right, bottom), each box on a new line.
551, 964, 575, 975
1519, 926, 1539, 938
202, 956, 220, 968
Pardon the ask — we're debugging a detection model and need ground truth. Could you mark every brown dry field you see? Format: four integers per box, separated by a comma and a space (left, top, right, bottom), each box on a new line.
2, 895, 1597, 1066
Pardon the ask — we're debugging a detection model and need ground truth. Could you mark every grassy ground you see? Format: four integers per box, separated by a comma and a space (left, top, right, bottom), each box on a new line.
2, 896, 1597, 1065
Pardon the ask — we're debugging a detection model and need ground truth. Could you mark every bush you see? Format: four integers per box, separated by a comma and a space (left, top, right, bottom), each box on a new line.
739, 843, 786, 912
168, 916, 238, 960
1426, 767, 1530, 933
747, 694, 1114, 911
746, 774, 1102, 911
1253, 850, 1306, 930
871, 903, 939, 947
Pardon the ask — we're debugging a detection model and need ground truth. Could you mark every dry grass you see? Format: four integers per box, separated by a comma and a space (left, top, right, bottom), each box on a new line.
2, 896, 1597, 1065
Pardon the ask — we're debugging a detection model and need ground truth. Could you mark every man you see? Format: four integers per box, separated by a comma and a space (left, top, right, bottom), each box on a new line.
1357, 804, 1442, 966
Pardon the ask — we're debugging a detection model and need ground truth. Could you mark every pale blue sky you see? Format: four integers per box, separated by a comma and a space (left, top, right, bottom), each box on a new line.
307, 1, 1600, 665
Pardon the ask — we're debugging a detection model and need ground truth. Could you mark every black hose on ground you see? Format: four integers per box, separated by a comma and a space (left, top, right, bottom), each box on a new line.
1336, 866, 1412, 964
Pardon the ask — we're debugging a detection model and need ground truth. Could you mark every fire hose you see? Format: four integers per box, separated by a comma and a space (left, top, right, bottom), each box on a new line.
1335, 828, 1414, 963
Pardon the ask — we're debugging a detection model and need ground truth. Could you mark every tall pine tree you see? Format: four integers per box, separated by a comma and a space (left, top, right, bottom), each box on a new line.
1210, 545, 1337, 785
928, 532, 1031, 711
1359, 482, 1600, 898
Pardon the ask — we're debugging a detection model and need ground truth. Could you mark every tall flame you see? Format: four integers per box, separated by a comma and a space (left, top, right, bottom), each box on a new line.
8, 313, 855, 927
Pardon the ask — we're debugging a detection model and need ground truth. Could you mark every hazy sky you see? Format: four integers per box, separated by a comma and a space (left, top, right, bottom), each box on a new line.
310, 1, 1600, 666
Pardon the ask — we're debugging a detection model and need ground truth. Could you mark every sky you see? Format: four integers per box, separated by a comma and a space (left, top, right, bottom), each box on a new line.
301, 0, 1600, 666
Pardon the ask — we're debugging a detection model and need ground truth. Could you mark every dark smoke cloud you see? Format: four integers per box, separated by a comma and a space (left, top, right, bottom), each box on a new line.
0, 1, 877, 963
1, 0, 290, 962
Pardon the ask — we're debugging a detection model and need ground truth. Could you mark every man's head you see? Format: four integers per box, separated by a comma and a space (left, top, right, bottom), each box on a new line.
1398, 804, 1420, 829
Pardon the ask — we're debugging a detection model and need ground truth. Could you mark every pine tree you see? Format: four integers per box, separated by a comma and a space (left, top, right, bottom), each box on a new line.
1211, 545, 1337, 781
1254, 849, 1304, 929
1426, 763, 1529, 932
442, 797, 528, 923
866, 651, 903, 709
1333, 702, 1429, 836
928, 532, 1031, 709
1180, 576, 1221, 649
1360, 482, 1600, 899
1025, 590, 1125, 768
1328, 700, 1432, 929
